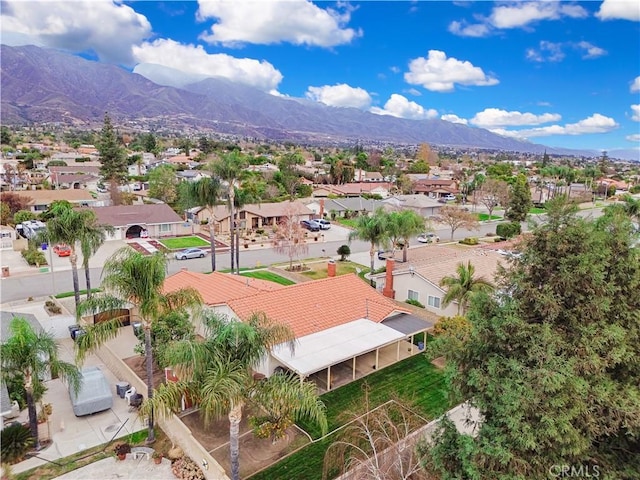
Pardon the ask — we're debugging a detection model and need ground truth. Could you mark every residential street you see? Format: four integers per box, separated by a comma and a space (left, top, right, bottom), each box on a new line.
0, 207, 605, 304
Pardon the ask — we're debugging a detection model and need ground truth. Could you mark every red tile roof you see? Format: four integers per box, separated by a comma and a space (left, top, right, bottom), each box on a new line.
227, 274, 409, 338
163, 270, 282, 306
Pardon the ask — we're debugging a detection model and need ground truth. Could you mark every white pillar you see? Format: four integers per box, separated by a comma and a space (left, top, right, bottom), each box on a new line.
327, 366, 331, 391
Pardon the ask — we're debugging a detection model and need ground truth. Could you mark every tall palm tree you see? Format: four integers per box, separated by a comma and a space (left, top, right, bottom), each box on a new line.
79, 213, 115, 299
348, 208, 390, 285
44, 208, 100, 308
142, 312, 327, 480
388, 210, 425, 263
75, 248, 202, 443
212, 151, 247, 274
187, 177, 223, 272
232, 187, 257, 274
1, 317, 81, 449
439, 260, 494, 314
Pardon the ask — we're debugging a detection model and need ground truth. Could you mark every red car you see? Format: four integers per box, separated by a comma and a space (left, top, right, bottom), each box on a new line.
53, 244, 71, 257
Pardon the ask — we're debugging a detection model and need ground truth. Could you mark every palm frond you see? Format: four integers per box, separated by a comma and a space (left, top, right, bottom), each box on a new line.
74, 318, 123, 365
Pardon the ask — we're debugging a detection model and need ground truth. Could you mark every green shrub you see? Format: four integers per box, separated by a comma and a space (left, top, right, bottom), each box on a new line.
459, 237, 479, 246
496, 221, 522, 239
405, 298, 425, 308
21, 247, 47, 266
337, 244, 351, 261
630, 185, 640, 194
1, 423, 33, 463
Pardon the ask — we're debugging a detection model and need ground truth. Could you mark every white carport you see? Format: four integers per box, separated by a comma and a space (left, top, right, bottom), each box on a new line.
272, 318, 406, 391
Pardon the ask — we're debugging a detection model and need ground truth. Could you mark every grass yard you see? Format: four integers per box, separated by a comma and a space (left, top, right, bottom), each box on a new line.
240, 270, 296, 286
55, 288, 101, 299
300, 260, 369, 280
159, 236, 209, 249
476, 213, 502, 221
335, 218, 357, 229
529, 207, 546, 214
249, 354, 450, 480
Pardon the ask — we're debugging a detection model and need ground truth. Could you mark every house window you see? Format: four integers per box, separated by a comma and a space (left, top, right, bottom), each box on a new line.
427, 296, 441, 308
408, 290, 419, 301
159, 224, 172, 233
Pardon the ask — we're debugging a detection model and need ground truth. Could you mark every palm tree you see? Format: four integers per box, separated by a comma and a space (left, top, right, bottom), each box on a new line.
388, 210, 425, 263
348, 208, 390, 285
212, 151, 247, 274
75, 247, 202, 443
439, 260, 494, 314
142, 312, 327, 480
79, 214, 115, 299
1, 317, 81, 449
187, 177, 223, 272
44, 208, 100, 308
620, 194, 640, 222
232, 187, 257, 274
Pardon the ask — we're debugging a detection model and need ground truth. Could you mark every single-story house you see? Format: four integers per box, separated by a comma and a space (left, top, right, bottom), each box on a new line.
187, 200, 314, 234
226, 273, 434, 392
382, 194, 444, 218
304, 197, 384, 218
354, 169, 384, 182
371, 248, 504, 317
312, 182, 394, 198
49, 172, 99, 191
2, 189, 100, 213
412, 179, 459, 198
88, 204, 191, 240
176, 170, 210, 182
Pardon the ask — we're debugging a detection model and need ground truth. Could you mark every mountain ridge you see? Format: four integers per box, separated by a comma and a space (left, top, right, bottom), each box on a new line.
1, 44, 606, 158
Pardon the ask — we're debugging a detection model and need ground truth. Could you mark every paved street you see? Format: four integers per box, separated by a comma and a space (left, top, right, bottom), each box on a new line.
0, 207, 605, 304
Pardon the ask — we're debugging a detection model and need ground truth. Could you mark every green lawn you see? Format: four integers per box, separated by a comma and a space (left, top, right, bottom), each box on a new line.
335, 218, 357, 228
249, 354, 450, 480
529, 207, 546, 214
476, 213, 502, 221
300, 260, 369, 280
55, 288, 102, 299
159, 236, 209, 249
240, 270, 295, 286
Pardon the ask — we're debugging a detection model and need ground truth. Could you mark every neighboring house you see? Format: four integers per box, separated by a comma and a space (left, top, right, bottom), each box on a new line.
187, 200, 314, 234
1, 189, 100, 213
304, 197, 384, 218
49, 172, 99, 191
176, 170, 209, 182
312, 182, 394, 198
88, 203, 191, 240
0, 225, 18, 249
372, 247, 503, 317
354, 169, 384, 182
412, 179, 459, 198
382, 194, 444, 218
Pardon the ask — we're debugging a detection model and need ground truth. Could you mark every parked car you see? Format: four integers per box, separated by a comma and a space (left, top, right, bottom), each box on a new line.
417, 232, 440, 243
316, 219, 331, 230
53, 244, 72, 257
300, 220, 320, 232
174, 247, 208, 260
377, 250, 393, 260
443, 194, 457, 201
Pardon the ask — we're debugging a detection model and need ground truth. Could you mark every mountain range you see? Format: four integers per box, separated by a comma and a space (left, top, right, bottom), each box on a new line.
0, 44, 611, 158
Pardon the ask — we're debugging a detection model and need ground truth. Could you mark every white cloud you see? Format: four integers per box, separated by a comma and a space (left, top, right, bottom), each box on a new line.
196, 0, 361, 47
596, 0, 640, 21
631, 76, 640, 92
441, 114, 468, 125
631, 105, 640, 122
575, 41, 607, 59
0, 0, 151, 64
404, 50, 498, 92
449, 1, 588, 37
492, 113, 619, 139
471, 108, 561, 127
526, 41, 565, 62
132, 39, 283, 93
370, 94, 438, 120
305, 84, 372, 109
626, 134, 640, 142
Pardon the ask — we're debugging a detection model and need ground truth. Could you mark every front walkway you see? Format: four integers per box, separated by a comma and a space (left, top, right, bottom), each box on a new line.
52, 456, 173, 479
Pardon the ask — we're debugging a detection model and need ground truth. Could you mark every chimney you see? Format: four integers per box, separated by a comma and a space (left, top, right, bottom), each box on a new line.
319, 198, 325, 218
382, 258, 395, 298
327, 259, 336, 277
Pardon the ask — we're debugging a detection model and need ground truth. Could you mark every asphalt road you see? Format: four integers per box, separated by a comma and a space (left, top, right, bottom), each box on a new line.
0, 207, 605, 303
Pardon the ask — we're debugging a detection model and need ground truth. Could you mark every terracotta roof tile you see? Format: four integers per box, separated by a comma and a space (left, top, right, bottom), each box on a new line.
227, 274, 409, 338
163, 270, 282, 306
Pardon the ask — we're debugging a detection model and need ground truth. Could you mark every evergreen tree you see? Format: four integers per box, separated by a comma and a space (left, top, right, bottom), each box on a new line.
97, 113, 127, 204
423, 199, 640, 480
505, 173, 532, 222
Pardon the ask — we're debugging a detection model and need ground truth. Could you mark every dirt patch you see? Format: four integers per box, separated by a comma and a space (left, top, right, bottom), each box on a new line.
122, 355, 166, 391
431, 356, 446, 369
179, 408, 309, 478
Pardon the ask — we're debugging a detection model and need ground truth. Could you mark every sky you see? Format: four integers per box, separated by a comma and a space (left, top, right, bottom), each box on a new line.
1, 0, 639, 155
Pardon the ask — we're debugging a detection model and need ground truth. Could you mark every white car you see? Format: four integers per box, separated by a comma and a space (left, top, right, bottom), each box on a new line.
417, 232, 440, 243
174, 247, 208, 260
316, 219, 331, 230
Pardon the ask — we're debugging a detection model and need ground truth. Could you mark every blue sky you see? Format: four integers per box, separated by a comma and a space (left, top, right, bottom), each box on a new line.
1, 1, 639, 154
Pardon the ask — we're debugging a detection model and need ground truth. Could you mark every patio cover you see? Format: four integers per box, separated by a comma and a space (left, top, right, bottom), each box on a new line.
272, 318, 405, 377
382, 313, 434, 335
